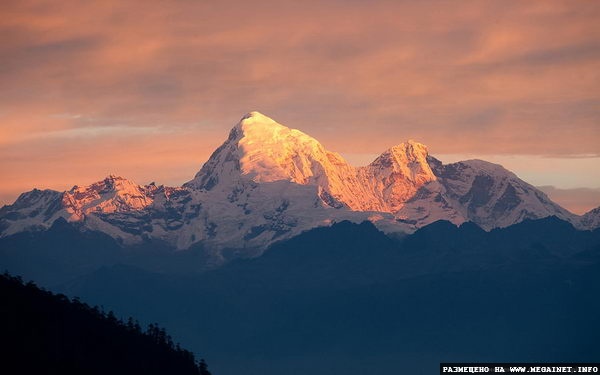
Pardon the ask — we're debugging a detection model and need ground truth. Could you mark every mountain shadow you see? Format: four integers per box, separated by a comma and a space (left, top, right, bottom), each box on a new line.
57, 218, 600, 375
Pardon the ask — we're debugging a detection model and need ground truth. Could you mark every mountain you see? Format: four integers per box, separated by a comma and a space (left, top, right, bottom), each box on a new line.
414, 157, 576, 229
185, 111, 372, 210
581, 206, 600, 229
0, 111, 595, 256
0, 272, 211, 375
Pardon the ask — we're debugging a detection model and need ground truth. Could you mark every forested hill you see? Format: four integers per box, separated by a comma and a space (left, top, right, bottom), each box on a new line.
0, 272, 212, 375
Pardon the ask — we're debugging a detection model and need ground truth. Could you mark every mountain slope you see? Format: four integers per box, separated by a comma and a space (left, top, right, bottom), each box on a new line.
400, 157, 578, 229
581, 206, 600, 229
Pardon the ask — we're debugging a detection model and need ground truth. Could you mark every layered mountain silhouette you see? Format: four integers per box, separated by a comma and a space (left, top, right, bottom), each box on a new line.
1, 112, 597, 257
52, 218, 600, 375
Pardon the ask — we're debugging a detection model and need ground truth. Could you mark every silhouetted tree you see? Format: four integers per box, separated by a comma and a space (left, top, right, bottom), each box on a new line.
199, 358, 212, 375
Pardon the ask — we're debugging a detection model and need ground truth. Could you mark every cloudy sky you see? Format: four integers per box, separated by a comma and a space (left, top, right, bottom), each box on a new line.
1, 0, 599, 213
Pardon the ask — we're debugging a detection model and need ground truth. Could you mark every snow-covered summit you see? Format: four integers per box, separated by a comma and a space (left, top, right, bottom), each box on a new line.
231, 110, 338, 185
358, 140, 436, 212
186, 111, 325, 188
368, 141, 434, 184
185, 112, 371, 209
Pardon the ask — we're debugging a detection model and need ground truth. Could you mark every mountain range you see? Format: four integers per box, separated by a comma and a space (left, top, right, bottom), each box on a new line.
2, 111, 599, 375
1, 111, 598, 260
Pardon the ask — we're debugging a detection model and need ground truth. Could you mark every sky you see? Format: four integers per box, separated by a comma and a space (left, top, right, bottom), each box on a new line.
0, 0, 599, 214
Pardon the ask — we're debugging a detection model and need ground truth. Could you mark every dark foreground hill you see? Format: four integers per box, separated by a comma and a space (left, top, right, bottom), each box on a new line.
0, 272, 212, 375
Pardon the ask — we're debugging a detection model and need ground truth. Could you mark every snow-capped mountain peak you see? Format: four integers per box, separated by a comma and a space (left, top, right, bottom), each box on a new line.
0, 176, 159, 239
355, 140, 436, 213
238, 110, 279, 127
186, 111, 330, 189
235, 111, 331, 184
185, 112, 369, 209
369, 140, 435, 184
423, 158, 577, 230
62, 175, 155, 221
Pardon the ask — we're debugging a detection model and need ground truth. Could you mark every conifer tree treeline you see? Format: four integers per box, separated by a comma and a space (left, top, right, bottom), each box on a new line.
0, 272, 212, 375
